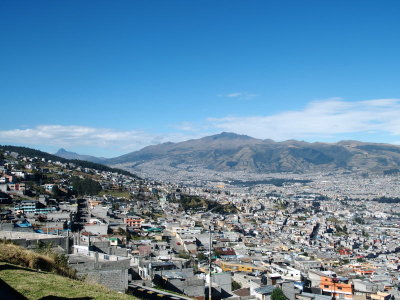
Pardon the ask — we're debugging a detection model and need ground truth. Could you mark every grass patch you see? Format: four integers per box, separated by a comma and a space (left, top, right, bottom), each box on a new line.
0, 262, 135, 300
0, 241, 76, 278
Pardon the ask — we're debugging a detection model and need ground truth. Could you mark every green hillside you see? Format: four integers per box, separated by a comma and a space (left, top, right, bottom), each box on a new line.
0, 145, 140, 178
0, 242, 138, 300
0, 262, 136, 300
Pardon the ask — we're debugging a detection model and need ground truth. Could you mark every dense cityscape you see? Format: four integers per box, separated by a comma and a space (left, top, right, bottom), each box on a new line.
1, 1, 400, 299
1, 147, 400, 300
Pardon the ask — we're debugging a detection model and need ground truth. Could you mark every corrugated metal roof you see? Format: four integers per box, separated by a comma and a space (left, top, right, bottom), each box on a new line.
255, 285, 275, 295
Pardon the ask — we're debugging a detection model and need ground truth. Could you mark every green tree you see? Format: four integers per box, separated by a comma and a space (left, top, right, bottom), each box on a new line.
354, 217, 365, 224
232, 280, 242, 291
177, 251, 190, 259
271, 288, 286, 300
117, 227, 126, 235
112, 202, 120, 211
196, 253, 207, 261
52, 185, 64, 199
70, 177, 102, 196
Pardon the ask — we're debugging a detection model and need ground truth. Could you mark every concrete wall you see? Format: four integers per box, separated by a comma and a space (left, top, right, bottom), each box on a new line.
86, 268, 129, 292
69, 253, 131, 292
353, 280, 378, 293
168, 277, 205, 297
213, 272, 232, 295
84, 223, 108, 235
91, 241, 130, 256
281, 281, 300, 300
71, 257, 131, 273
308, 271, 322, 288
154, 274, 205, 298
0, 231, 71, 253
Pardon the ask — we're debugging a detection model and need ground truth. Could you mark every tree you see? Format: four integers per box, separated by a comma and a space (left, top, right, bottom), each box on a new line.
232, 280, 242, 291
271, 288, 286, 300
177, 251, 190, 259
52, 185, 64, 199
354, 217, 365, 224
117, 227, 126, 235
197, 252, 207, 261
70, 176, 102, 196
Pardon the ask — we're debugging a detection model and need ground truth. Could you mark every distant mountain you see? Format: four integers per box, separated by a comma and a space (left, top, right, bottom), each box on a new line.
55, 148, 107, 164
106, 132, 400, 174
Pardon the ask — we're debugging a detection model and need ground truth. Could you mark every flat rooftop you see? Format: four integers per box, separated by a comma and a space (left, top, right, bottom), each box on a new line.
0, 231, 62, 240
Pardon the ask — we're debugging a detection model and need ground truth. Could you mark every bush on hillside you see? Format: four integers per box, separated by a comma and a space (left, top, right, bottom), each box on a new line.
0, 240, 77, 279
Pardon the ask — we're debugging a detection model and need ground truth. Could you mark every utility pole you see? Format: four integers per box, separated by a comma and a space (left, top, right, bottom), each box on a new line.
204, 206, 217, 300
208, 224, 212, 300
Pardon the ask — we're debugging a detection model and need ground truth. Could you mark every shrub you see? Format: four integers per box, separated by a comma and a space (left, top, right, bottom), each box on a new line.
271, 288, 286, 300
0, 241, 77, 279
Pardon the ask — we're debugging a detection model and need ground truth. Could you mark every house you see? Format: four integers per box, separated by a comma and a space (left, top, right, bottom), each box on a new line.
8, 183, 26, 193
219, 261, 265, 273
319, 274, 353, 300
14, 199, 57, 214
154, 269, 205, 299
297, 292, 332, 300
253, 285, 275, 300
270, 264, 302, 281
69, 246, 130, 293
124, 215, 143, 228
294, 260, 322, 271
109, 237, 120, 246
43, 184, 55, 191
11, 170, 25, 178
14, 200, 36, 213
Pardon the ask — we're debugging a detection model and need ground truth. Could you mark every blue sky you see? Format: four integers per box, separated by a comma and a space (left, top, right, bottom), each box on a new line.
1, 0, 400, 157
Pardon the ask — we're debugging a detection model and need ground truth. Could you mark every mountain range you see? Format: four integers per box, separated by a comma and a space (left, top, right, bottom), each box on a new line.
54, 148, 107, 164
55, 132, 400, 175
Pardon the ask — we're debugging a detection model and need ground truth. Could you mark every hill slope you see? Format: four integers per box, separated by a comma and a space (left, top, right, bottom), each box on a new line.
0, 262, 135, 300
107, 132, 400, 174
0, 242, 136, 300
0, 145, 139, 178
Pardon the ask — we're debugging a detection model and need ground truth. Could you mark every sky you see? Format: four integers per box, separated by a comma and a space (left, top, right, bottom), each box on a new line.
1, 0, 400, 157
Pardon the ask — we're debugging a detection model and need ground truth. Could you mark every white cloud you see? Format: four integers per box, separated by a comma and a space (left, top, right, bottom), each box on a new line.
207, 98, 400, 140
0, 125, 200, 154
2, 98, 400, 157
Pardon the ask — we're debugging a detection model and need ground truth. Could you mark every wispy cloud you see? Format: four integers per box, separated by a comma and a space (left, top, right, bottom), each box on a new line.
2, 98, 400, 157
226, 93, 242, 98
0, 125, 200, 154
218, 92, 258, 100
207, 98, 400, 140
